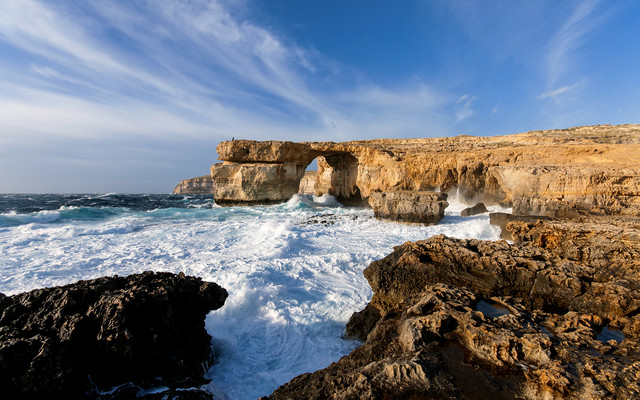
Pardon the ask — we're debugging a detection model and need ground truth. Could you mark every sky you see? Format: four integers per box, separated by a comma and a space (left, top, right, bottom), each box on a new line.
0, 0, 639, 193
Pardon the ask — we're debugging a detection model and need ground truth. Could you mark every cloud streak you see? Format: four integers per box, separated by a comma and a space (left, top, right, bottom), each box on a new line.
537, 83, 580, 100
0, 0, 458, 143
455, 94, 477, 122
543, 0, 601, 89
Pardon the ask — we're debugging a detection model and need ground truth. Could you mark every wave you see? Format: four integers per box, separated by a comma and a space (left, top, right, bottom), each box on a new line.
0, 207, 127, 227
0, 210, 62, 226
285, 194, 343, 209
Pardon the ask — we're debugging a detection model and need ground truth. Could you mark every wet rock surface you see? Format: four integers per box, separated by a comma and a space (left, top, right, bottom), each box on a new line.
460, 202, 488, 217
0, 271, 227, 399
368, 190, 448, 224
266, 230, 640, 399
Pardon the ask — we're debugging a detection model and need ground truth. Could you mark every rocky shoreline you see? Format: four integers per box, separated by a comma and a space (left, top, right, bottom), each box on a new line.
5, 214, 637, 399
7, 125, 640, 398
265, 217, 640, 399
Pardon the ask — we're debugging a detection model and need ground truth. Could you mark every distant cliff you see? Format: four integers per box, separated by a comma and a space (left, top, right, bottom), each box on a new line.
297, 171, 317, 194
173, 175, 215, 194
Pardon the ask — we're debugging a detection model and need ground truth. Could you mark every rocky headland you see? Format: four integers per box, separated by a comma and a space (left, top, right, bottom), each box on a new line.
173, 175, 215, 194
0, 272, 227, 399
248, 124, 640, 399
7, 124, 638, 399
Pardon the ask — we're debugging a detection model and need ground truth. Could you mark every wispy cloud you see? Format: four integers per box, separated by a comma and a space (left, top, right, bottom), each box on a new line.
543, 0, 600, 89
0, 0, 457, 142
455, 94, 477, 122
0, 0, 475, 191
537, 83, 580, 100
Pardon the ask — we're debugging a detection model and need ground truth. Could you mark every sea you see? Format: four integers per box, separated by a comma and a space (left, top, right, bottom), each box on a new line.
0, 192, 505, 399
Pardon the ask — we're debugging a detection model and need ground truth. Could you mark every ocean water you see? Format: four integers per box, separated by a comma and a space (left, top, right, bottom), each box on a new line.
0, 193, 505, 399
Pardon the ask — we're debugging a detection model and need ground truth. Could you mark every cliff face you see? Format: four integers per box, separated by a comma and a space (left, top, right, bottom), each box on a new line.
210, 124, 640, 215
173, 175, 215, 194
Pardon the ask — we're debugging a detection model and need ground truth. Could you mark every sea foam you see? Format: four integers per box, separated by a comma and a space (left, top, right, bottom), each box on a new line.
0, 193, 503, 399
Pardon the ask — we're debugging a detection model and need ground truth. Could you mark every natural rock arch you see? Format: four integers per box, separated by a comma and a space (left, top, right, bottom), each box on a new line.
210, 141, 366, 205
210, 125, 640, 215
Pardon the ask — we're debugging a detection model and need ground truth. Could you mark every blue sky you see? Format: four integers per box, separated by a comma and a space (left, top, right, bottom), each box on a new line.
0, 0, 638, 193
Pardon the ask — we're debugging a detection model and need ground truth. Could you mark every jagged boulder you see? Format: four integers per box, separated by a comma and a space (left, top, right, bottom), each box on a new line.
368, 191, 448, 224
460, 202, 488, 216
0, 272, 227, 399
267, 282, 640, 400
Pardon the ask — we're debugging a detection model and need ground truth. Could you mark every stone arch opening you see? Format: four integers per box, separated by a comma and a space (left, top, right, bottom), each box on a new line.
211, 140, 365, 206
297, 153, 363, 205
315, 152, 363, 205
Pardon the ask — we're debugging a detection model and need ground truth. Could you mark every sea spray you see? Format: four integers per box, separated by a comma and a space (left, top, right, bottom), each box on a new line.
0, 193, 505, 399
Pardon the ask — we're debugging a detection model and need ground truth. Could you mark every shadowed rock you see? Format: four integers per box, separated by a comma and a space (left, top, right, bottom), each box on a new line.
0, 272, 227, 399
489, 212, 552, 240
460, 202, 487, 217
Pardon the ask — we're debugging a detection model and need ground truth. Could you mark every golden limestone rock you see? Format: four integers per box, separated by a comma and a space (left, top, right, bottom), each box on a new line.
172, 175, 215, 194
210, 124, 640, 216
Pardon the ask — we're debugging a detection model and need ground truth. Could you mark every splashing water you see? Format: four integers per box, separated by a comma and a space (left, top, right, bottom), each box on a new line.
0, 193, 505, 399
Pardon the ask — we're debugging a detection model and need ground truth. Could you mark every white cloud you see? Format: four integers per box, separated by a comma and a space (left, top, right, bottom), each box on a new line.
537, 83, 580, 100
0, 0, 464, 191
455, 94, 477, 122
544, 0, 600, 88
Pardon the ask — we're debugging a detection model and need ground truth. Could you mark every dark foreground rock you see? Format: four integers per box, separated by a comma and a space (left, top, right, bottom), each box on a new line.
460, 202, 488, 217
266, 234, 640, 399
0, 272, 227, 399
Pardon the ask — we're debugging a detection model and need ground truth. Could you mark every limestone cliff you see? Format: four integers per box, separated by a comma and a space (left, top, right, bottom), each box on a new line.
173, 175, 215, 194
210, 124, 640, 215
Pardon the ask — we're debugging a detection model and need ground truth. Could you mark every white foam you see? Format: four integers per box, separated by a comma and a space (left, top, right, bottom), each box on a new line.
0, 210, 62, 225
312, 194, 342, 207
0, 201, 502, 399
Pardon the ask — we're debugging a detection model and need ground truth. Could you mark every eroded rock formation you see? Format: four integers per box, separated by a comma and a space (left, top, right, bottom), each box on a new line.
173, 175, 215, 194
210, 125, 640, 215
0, 272, 227, 399
266, 233, 640, 399
368, 190, 448, 224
